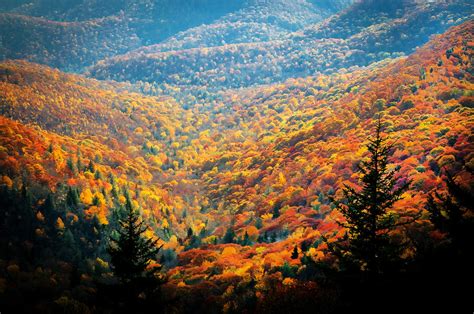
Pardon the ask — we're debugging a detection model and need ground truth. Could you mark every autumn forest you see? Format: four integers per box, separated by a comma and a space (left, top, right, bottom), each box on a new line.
0, 0, 473, 313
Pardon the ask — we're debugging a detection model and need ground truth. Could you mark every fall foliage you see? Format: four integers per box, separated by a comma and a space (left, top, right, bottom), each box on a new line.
0, 2, 473, 312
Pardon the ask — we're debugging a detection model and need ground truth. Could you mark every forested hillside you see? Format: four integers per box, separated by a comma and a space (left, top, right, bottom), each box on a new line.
1, 16, 473, 312
0, 0, 354, 70
1, 0, 474, 312
89, 0, 473, 89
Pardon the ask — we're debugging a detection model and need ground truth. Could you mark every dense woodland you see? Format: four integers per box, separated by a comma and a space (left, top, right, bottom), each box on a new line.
0, 0, 352, 70
0, 0, 473, 313
89, 0, 473, 89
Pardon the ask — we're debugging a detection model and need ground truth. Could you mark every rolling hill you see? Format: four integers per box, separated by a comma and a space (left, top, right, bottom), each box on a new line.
0, 0, 354, 71
1, 19, 473, 312
0, 0, 473, 312
0, 13, 141, 71
88, 0, 473, 89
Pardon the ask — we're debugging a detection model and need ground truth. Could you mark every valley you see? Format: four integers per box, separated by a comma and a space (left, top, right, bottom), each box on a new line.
0, 1, 473, 313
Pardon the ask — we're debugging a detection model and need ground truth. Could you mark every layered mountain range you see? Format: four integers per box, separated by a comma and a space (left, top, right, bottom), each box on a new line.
0, 0, 473, 312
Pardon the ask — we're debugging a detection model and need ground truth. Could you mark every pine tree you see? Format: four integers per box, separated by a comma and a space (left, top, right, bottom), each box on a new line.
77, 157, 83, 173
185, 234, 201, 250
300, 239, 310, 252
241, 231, 250, 246
108, 194, 162, 283
327, 119, 415, 275
223, 226, 235, 244
426, 171, 473, 251
272, 203, 281, 219
270, 233, 277, 243
187, 227, 193, 238
66, 157, 76, 174
88, 160, 95, 173
94, 169, 103, 180
291, 245, 299, 259
42, 193, 58, 224
66, 186, 80, 208
199, 224, 207, 238
19, 184, 34, 236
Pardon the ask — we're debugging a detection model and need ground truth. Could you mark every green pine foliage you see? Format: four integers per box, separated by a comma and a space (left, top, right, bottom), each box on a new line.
291, 245, 299, 259
326, 119, 416, 274
108, 193, 162, 283
426, 171, 474, 251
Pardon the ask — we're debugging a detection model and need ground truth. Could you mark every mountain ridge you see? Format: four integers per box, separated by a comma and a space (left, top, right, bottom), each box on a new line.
88, 0, 473, 90
0, 0, 355, 71
0, 2, 473, 312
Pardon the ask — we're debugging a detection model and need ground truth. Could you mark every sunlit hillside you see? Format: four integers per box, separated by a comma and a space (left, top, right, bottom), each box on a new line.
0, 1, 473, 313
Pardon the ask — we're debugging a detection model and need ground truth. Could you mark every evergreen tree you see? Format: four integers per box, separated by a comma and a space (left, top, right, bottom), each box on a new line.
240, 231, 250, 246
77, 157, 83, 173
187, 227, 193, 238
223, 226, 236, 244
326, 119, 415, 275
66, 157, 76, 174
270, 233, 277, 243
291, 245, 299, 259
300, 239, 310, 253
109, 173, 119, 200
426, 171, 474, 251
19, 184, 34, 236
280, 262, 297, 278
272, 203, 281, 219
94, 169, 103, 180
59, 229, 81, 264
185, 234, 201, 250
258, 231, 269, 243
42, 193, 58, 224
88, 160, 95, 173
66, 186, 80, 208
199, 224, 207, 238
108, 194, 162, 283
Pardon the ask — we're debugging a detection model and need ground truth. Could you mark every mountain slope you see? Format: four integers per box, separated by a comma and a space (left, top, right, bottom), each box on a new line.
0, 13, 141, 71
88, 0, 473, 89
130, 0, 355, 53
156, 22, 473, 308
1, 23, 472, 303
0, 59, 216, 248
0, 3, 473, 312
0, 0, 353, 71
4, 0, 244, 24
0, 0, 245, 70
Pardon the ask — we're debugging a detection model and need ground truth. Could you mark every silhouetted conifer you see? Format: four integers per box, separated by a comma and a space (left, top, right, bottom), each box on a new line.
426, 170, 474, 252
291, 245, 299, 259
108, 193, 162, 283
326, 119, 417, 275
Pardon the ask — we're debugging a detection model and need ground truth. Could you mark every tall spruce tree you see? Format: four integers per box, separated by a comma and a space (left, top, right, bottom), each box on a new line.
108, 193, 162, 283
291, 245, 299, 259
426, 170, 473, 252
327, 119, 415, 275
223, 226, 236, 244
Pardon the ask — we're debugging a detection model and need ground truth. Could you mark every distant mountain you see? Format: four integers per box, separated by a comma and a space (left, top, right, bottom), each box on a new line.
0, 0, 354, 71
0, 0, 245, 70
0, 0, 30, 11
0, 13, 141, 71
3, 0, 244, 24
88, 0, 473, 89
141, 0, 352, 53
302, 0, 418, 39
